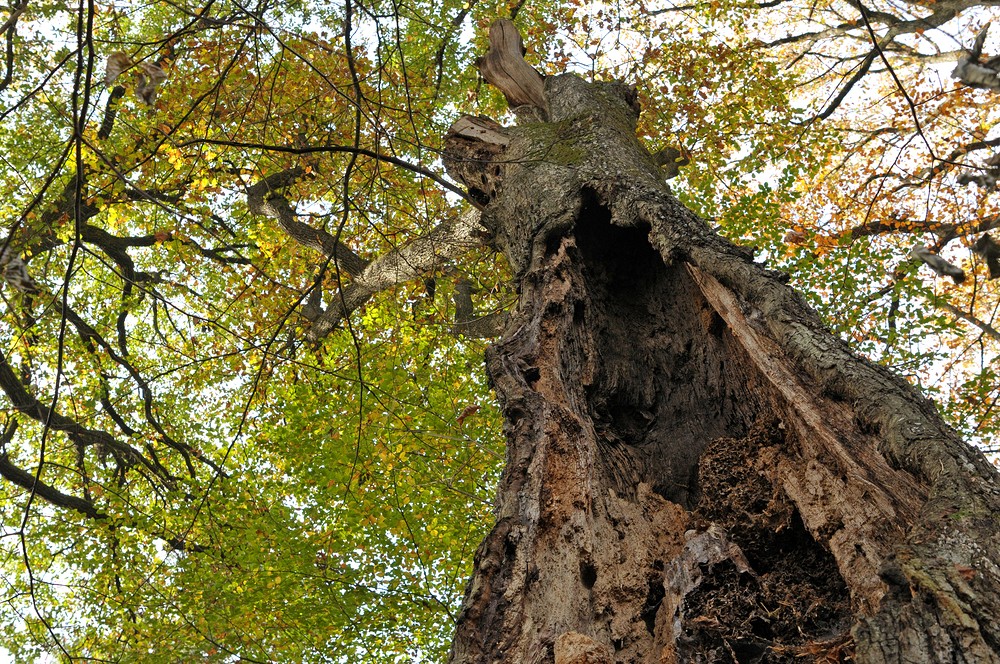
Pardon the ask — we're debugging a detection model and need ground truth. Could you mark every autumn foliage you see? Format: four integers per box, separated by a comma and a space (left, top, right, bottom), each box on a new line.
0, 0, 998, 659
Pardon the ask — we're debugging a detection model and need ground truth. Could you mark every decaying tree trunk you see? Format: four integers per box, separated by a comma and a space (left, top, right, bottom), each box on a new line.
444, 19, 1000, 664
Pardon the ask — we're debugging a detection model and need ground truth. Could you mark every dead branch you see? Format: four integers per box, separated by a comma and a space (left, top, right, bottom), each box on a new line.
476, 19, 546, 117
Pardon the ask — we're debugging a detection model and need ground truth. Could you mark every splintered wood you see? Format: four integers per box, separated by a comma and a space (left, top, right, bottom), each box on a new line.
477, 19, 546, 113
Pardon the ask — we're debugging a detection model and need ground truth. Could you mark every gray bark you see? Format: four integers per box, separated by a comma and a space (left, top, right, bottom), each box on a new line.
953, 23, 1000, 90
445, 21, 1000, 664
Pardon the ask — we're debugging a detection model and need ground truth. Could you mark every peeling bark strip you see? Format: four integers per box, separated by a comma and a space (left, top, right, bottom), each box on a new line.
446, 19, 1000, 664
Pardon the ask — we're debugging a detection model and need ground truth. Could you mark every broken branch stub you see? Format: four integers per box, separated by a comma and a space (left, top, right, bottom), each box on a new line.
443, 116, 509, 206
477, 19, 546, 116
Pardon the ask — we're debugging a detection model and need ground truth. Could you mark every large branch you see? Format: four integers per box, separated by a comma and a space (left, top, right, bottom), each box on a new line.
936, 299, 1000, 342
307, 207, 489, 342
246, 166, 368, 277
812, 47, 880, 121
0, 300, 225, 483
58, 303, 226, 478
0, 0, 26, 93
907, 136, 1000, 188
770, 0, 984, 48
768, 0, 992, 122
0, 244, 40, 293
0, 347, 160, 476
452, 278, 507, 338
184, 138, 477, 203
0, 420, 206, 552
840, 210, 1000, 242
0, 445, 104, 520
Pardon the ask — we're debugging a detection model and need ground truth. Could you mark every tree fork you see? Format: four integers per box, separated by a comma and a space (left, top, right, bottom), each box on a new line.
445, 19, 1000, 664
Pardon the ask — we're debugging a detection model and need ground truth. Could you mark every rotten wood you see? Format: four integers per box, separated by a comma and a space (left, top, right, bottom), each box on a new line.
444, 116, 509, 206
445, 18, 1000, 664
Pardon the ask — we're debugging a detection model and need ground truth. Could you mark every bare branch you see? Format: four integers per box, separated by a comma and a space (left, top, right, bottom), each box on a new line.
0, 347, 155, 474
842, 212, 1000, 241
809, 48, 880, 121
181, 138, 479, 205
0, 0, 26, 93
936, 299, 1000, 342
0, 418, 207, 551
0, 453, 104, 520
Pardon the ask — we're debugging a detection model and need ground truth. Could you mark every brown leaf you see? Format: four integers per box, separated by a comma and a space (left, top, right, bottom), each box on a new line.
783, 230, 807, 245
456, 404, 480, 426
136, 62, 168, 105
104, 51, 133, 86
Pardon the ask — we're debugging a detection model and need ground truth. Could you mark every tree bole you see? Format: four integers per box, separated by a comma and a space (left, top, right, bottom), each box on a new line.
445, 25, 1000, 663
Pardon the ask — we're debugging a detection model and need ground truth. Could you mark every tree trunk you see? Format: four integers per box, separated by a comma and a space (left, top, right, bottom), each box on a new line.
444, 23, 1000, 664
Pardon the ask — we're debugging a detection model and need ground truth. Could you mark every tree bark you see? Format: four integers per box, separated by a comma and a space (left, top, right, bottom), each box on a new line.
445, 21, 1000, 664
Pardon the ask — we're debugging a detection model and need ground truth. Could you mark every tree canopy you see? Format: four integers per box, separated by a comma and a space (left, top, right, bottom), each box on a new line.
0, 0, 998, 660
